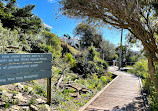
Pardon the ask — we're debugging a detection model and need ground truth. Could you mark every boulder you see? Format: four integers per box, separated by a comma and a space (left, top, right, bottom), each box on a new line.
21, 106, 30, 111
11, 105, 21, 110
13, 93, 28, 103
30, 105, 38, 111
15, 83, 24, 91
36, 98, 45, 104
45, 104, 50, 111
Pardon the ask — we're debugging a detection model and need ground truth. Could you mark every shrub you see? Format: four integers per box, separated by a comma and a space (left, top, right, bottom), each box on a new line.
87, 46, 96, 61
128, 60, 148, 78
128, 59, 158, 110
34, 84, 47, 97
71, 56, 108, 78
63, 53, 76, 67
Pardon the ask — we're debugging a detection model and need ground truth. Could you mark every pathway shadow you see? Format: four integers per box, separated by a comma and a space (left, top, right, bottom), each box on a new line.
112, 96, 147, 111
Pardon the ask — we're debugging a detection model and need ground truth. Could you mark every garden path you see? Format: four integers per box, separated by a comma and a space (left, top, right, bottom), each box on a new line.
80, 66, 146, 111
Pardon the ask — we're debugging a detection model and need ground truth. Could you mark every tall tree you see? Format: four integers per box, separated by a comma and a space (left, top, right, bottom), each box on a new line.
59, 0, 158, 91
74, 23, 103, 49
42, 31, 62, 56
0, 0, 42, 34
101, 40, 116, 61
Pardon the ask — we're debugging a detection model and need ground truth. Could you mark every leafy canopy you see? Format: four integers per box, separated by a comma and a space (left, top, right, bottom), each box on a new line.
74, 23, 103, 49
59, 0, 158, 91
0, 0, 42, 34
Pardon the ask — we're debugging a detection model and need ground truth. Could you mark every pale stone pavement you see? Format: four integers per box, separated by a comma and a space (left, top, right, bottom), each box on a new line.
84, 66, 146, 111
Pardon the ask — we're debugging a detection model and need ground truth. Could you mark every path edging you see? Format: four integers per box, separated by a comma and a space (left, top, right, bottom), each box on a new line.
78, 75, 119, 111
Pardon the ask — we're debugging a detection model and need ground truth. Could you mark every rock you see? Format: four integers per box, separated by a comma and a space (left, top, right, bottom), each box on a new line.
13, 93, 28, 102
0, 89, 3, 95
11, 99, 19, 105
45, 104, 50, 111
0, 109, 4, 111
15, 83, 24, 91
28, 87, 33, 92
3, 90, 13, 98
69, 93, 78, 98
21, 106, 30, 111
30, 105, 38, 111
36, 98, 45, 104
2, 90, 7, 95
11, 105, 21, 110
0, 102, 6, 107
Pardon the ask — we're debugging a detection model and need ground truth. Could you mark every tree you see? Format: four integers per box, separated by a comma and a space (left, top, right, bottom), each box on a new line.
101, 40, 116, 61
59, 0, 158, 92
0, 0, 42, 34
74, 23, 103, 49
115, 45, 140, 66
42, 31, 62, 56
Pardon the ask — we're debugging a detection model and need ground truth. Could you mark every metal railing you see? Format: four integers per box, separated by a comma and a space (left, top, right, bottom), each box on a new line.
106, 61, 136, 67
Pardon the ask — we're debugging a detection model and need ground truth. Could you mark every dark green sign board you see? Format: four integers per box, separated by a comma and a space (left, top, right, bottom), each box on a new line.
0, 53, 52, 86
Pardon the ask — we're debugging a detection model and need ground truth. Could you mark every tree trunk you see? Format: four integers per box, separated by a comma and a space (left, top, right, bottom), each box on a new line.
147, 56, 158, 92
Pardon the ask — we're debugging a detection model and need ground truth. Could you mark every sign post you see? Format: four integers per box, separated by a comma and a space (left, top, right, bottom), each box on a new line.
0, 53, 52, 105
47, 78, 51, 105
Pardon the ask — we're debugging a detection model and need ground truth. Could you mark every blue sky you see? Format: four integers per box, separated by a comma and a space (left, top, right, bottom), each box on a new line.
16, 0, 141, 50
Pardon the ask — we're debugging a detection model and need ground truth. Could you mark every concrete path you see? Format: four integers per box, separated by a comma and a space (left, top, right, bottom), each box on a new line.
81, 66, 145, 111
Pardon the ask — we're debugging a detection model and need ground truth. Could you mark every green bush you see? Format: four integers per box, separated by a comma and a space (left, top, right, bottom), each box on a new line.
39, 43, 53, 53
128, 60, 148, 78
34, 84, 47, 97
128, 59, 158, 110
87, 46, 96, 61
42, 31, 62, 57
64, 53, 76, 67
71, 56, 108, 78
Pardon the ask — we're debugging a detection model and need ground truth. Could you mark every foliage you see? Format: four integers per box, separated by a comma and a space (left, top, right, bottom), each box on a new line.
59, 0, 158, 92
51, 71, 112, 110
128, 60, 148, 78
0, 0, 42, 34
100, 40, 116, 61
74, 23, 103, 49
33, 84, 47, 97
115, 45, 141, 66
42, 31, 62, 57
77, 74, 112, 91
71, 47, 108, 78
63, 53, 76, 67
0, 22, 40, 53
60, 41, 81, 56
87, 46, 96, 61
125, 50, 140, 63
128, 60, 158, 110
39, 43, 52, 53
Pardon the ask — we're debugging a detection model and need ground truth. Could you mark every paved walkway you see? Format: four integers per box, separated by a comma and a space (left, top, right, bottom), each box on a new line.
82, 66, 145, 111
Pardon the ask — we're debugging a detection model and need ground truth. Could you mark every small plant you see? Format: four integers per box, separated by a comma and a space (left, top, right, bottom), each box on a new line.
34, 84, 47, 97
24, 85, 29, 92
5, 101, 10, 108
30, 80, 35, 84
100, 76, 107, 84
29, 98, 36, 105
12, 91, 18, 96
12, 99, 19, 105
52, 91, 65, 105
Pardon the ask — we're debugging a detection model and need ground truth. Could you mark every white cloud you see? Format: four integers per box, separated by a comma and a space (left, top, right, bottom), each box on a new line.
48, 0, 56, 3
